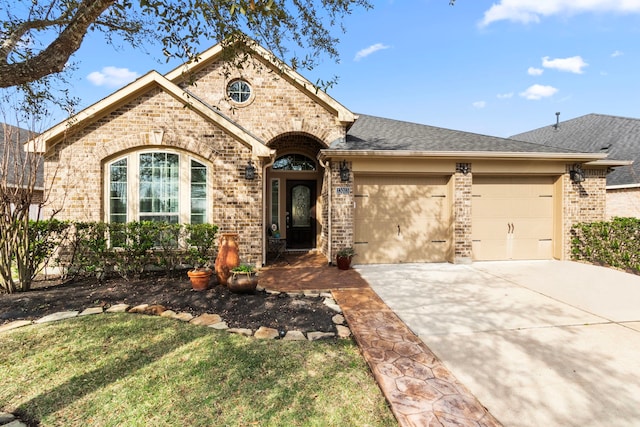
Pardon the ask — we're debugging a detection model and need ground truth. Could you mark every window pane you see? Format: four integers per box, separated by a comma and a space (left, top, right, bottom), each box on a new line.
109, 159, 127, 223
139, 152, 179, 219
191, 160, 207, 223
272, 154, 316, 171
292, 185, 311, 227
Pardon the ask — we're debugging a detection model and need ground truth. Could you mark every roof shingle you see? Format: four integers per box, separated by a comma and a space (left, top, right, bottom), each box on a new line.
511, 113, 639, 186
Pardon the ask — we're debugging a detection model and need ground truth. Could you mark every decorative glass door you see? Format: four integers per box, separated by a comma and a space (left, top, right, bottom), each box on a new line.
286, 180, 316, 249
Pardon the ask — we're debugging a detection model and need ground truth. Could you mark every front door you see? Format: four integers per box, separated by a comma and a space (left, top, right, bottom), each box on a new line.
286, 180, 316, 249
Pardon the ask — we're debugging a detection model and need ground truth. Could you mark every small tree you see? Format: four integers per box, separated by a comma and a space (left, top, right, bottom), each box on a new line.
0, 121, 53, 292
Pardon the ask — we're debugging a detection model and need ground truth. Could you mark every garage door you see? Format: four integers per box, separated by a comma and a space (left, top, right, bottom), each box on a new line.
354, 175, 452, 264
472, 176, 555, 260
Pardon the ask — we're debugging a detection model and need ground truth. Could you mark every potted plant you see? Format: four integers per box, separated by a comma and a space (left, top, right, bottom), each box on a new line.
227, 263, 259, 293
336, 247, 356, 270
184, 223, 218, 291
186, 245, 213, 291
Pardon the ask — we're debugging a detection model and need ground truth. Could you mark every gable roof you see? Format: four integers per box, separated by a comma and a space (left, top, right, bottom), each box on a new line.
511, 113, 639, 187
29, 71, 273, 158
164, 39, 355, 125
324, 114, 606, 162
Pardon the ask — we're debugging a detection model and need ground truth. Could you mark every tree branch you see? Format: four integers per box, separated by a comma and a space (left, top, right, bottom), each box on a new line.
0, 0, 116, 88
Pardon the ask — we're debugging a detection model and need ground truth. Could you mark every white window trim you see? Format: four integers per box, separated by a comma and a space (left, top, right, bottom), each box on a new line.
104, 149, 212, 224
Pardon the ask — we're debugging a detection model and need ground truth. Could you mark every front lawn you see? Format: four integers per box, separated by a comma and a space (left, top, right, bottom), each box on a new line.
0, 314, 395, 426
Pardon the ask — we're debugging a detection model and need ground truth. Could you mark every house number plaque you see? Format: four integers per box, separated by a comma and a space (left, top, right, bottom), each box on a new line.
336, 187, 350, 195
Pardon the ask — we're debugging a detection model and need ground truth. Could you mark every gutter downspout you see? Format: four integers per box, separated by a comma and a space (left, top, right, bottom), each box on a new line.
318, 157, 332, 265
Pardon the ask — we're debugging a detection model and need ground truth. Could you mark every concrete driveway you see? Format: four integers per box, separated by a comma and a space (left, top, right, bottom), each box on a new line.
356, 260, 640, 427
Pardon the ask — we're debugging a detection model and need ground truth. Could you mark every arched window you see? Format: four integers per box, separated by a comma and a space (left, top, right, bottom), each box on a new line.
272, 154, 316, 171
107, 150, 209, 224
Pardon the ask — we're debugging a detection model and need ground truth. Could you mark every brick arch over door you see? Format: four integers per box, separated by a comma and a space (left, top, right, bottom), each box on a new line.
267, 133, 326, 157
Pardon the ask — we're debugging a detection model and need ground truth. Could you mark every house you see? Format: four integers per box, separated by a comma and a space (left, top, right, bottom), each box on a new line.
1, 123, 44, 219
27, 40, 625, 266
512, 114, 638, 219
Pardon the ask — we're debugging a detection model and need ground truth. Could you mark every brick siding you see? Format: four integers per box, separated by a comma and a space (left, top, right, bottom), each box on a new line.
606, 188, 640, 219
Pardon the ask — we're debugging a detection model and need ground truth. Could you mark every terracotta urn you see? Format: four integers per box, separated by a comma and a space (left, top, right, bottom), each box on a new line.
187, 268, 213, 291
214, 233, 240, 285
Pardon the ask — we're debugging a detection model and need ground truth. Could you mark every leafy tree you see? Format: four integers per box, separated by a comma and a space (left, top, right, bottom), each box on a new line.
1, 0, 372, 91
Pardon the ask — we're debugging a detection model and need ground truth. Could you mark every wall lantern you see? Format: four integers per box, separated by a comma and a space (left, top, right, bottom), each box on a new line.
569, 164, 585, 183
459, 164, 470, 175
245, 159, 256, 180
339, 160, 350, 182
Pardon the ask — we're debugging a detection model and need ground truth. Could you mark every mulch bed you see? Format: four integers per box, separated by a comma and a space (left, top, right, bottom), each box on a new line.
0, 271, 337, 333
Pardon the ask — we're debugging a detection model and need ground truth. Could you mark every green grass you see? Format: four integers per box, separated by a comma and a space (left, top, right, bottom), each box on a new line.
0, 314, 395, 426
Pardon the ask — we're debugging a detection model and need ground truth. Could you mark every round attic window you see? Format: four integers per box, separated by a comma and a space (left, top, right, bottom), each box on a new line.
227, 79, 252, 104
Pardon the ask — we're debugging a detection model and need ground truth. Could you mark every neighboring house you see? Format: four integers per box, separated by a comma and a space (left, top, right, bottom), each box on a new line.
1, 123, 44, 220
27, 40, 624, 266
512, 114, 638, 219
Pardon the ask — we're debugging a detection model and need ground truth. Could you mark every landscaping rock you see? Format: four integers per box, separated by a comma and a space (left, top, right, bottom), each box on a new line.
4, 420, 27, 427
336, 325, 351, 338
323, 298, 342, 313
283, 330, 307, 341
79, 307, 103, 316
173, 312, 194, 322
160, 310, 177, 318
0, 320, 32, 333
144, 305, 167, 315
254, 326, 279, 339
0, 412, 15, 423
332, 314, 345, 325
191, 313, 222, 326
307, 331, 335, 341
129, 304, 150, 313
209, 321, 229, 330
303, 291, 320, 297
35, 311, 79, 324
106, 304, 129, 313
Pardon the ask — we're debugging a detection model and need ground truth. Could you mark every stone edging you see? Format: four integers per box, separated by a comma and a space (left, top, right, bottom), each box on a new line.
0, 290, 351, 341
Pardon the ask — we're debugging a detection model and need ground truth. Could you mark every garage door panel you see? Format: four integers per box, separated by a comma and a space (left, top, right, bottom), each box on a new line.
472, 176, 555, 261
355, 175, 451, 264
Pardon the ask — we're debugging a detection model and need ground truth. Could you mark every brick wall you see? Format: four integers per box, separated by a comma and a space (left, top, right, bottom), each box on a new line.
177, 56, 346, 148
328, 160, 353, 263
606, 188, 640, 219
45, 87, 264, 264
562, 166, 607, 259
453, 163, 472, 263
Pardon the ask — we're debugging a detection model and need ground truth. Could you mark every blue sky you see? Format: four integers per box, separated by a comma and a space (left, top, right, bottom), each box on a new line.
66, 0, 640, 138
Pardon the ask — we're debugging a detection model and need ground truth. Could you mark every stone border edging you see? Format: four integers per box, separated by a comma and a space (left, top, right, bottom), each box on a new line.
0, 290, 351, 341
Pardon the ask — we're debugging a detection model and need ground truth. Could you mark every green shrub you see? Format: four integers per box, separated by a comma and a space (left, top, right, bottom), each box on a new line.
59, 221, 219, 281
571, 217, 640, 273
184, 223, 219, 268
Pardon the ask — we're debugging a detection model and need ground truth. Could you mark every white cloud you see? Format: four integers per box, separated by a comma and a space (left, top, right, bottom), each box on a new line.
519, 84, 558, 100
472, 101, 487, 109
611, 50, 624, 57
480, 0, 640, 27
528, 67, 544, 76
542, 56, 588, 74
497, 92, 514, 99
87, 66, 139, 87
354, 43, 390, 61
